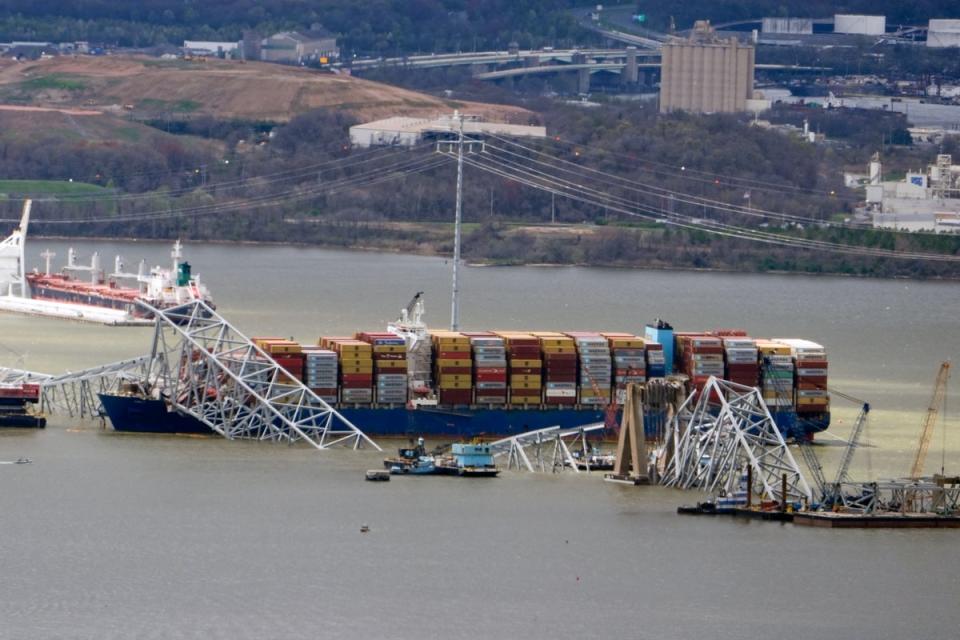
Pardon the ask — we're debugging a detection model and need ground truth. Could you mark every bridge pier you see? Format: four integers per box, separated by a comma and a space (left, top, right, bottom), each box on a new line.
622, 46, 639, 85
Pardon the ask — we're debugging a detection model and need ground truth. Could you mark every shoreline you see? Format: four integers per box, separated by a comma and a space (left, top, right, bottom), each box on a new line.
30, 234, 960, 282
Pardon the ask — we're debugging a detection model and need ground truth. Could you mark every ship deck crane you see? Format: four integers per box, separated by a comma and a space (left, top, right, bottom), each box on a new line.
909, 361, 951, 480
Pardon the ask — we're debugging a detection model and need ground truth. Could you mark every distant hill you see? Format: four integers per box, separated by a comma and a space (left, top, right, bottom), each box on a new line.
0, 56, 533, 123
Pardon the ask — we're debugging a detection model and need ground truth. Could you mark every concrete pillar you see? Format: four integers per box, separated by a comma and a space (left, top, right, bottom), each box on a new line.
578, 68, 591, 93
623, 46, 638, 84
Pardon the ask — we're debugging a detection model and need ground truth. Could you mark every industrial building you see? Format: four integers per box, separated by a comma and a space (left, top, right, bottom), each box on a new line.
927, 19, 960, 48
349, 114, 546, 148
659, 21, 755, 115
259, 27, 339, 64
865, 154, 960, 232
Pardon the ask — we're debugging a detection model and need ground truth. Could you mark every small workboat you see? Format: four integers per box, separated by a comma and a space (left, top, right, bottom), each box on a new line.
383, 437, 437, 475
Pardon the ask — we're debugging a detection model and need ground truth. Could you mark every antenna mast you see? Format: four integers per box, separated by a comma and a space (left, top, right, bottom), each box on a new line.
450, 112, 464, 331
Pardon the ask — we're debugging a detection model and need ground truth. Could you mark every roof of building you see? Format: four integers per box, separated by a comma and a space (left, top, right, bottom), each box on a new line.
350, 114, 546, 139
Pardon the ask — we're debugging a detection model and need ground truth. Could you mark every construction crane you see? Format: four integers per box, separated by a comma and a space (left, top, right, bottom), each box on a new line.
760, 356, 869, 505
909, 361, 951, 480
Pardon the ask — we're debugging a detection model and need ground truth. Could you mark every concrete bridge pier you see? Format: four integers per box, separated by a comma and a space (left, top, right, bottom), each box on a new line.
623, 46, 639, 85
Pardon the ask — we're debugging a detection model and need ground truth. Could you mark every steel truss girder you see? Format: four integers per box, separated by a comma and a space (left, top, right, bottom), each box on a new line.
39, 356, 151, 419
489, 423, 605, 473
141, 300, 380, 451
662, 377, 812, 502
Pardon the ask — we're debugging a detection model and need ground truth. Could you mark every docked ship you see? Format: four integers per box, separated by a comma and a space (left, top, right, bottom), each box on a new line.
97, 296, 831, 441
0, 200, 213, 325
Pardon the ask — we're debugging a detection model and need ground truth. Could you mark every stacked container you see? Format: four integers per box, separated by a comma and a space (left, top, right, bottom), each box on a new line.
532, 331, 577, 406
253, 337, 303, 384
357, 332, 408, 405
432, 331, 473, 405
322, 337, 373, 404
566, 332, 612, 406
301, 345, 338, 403
602, 332, 647, 405
463, 332, 508, 406
755, 339, 794, 411
495, 332, 543, 406
778, 339, 829, 415
675, 333, 724, 394
720, 335, 759, 388
645, 342, 666, 378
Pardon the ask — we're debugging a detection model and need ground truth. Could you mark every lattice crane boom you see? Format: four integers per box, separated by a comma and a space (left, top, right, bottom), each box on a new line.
910, 362, 951, 480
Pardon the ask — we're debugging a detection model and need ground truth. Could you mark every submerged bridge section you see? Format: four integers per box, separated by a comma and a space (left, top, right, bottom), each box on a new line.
0, 301, 380, 451
490, 423, 606, 473
138, 300, 380, 450
662, 377, 812, 503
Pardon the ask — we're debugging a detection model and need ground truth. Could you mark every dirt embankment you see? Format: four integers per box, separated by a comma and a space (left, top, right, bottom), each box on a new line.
0, 56, 534, 123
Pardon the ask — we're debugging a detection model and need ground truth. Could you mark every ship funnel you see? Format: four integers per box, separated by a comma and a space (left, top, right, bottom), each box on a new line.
115, 255, 124, 275
138, 259, 146, 278
68, 247, 76, 268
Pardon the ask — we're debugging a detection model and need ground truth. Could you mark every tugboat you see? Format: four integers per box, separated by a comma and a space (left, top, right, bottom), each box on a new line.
436, 442, 500, 477
383, 437, 437, 475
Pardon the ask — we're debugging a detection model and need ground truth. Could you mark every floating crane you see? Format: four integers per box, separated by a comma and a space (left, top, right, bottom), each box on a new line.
909, 361, 951, 480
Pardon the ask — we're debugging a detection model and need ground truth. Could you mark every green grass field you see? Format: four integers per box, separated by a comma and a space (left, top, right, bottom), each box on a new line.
0, 179, 108, 196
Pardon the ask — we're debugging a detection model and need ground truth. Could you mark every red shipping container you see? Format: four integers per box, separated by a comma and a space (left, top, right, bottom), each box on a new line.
510, 366, 542, 375
475, 372, 507, 382
435, 366, 472, 375
436, 350, 471, 359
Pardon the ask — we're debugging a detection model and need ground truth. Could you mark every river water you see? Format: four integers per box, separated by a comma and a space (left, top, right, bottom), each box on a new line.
1, 240, 958, 638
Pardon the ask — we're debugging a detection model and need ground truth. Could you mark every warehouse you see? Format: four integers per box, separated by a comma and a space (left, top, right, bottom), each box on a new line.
349, 114, 546, 148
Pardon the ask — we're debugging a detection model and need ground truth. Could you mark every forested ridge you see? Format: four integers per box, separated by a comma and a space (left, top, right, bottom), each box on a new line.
1, 1, 958, 55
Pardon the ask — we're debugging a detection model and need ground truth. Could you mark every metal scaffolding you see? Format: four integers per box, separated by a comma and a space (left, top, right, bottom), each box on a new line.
139, 300, 380, 451
662, 377, 812, 503
489, 423, 605, 473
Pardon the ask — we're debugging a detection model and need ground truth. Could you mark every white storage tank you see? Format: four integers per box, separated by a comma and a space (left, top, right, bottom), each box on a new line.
834, 14, 886, 36
927, 19, 960, 48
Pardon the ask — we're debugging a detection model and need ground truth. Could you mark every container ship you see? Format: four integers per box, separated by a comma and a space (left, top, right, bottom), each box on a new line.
0, 200, 214, 325
97, 297, 831, 441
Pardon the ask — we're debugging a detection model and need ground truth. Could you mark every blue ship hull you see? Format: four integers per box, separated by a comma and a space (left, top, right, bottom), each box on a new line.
98, 393, 830, 440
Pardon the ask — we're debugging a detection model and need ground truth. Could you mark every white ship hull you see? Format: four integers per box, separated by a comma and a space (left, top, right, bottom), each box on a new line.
0, 294, 151, 326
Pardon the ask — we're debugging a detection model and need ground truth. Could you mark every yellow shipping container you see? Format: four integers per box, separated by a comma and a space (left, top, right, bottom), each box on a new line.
510, 374, 542, 384
541, 346, 576, 354
437, 359, 471, 367
755, 340, 791, 355
511, 359, 542, 368
439, 380, 472, 389
608, 338, 645, 348
439, 374, 471, 385
375, 360, 407, 370
579, 388, 612, 397
511, 380, 542, 389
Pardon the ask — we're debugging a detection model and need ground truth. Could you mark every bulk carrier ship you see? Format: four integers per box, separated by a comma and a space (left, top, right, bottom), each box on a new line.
0, 200, 214, 325
97, 295, 831, 440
